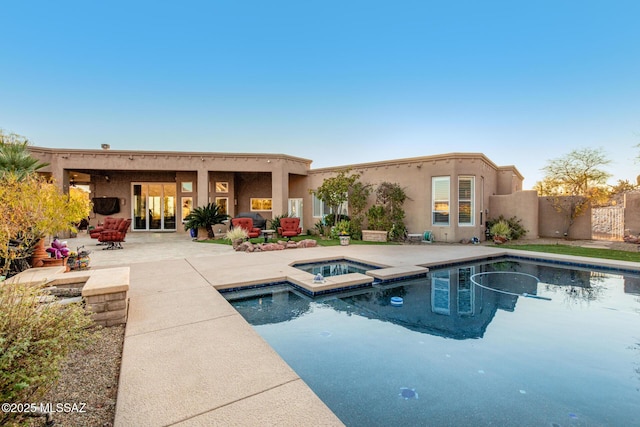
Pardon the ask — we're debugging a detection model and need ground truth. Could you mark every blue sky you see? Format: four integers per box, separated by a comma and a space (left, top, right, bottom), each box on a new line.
2, 1, 639, 189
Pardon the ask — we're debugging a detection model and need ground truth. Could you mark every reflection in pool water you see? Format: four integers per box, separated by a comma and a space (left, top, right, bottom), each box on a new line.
292, 259, 380, 277
225, 259, 640, 426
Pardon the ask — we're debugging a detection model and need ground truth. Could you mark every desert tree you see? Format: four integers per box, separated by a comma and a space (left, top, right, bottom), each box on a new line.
535, 147, 611, 235
312, 169, 363, 228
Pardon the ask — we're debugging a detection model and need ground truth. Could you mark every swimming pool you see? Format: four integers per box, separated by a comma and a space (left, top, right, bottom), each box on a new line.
225, 258, 640, 426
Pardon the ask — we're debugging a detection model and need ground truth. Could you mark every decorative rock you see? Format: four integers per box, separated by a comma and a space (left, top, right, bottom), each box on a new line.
296, 239, 318, 248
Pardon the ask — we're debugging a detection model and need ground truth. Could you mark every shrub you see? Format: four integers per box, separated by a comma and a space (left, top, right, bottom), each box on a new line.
487, 215, 528, 240
489, 220, 511, 240
0, 282, 93, 425
269, 213, 289, 231
323, 214, 350, 227
366, 205, 390, 232
224, 227, 248, 242
365, 182, 408, 241
0, 173, 93, 277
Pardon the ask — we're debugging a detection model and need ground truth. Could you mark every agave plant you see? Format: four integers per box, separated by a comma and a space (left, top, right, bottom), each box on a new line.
183, 203, 229, 239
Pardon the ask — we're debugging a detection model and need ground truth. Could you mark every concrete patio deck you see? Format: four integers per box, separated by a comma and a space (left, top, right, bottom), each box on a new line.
63, 232, 640, 426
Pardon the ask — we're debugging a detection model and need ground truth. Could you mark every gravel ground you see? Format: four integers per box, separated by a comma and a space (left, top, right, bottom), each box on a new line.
26, 325, 125, 427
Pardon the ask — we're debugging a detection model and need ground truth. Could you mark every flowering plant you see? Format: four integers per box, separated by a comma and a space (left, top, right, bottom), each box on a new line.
336, 220, 351, 237
46, 238, 70, 259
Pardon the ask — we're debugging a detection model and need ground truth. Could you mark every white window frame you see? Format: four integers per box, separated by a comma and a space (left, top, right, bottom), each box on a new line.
312, 194, 345, 218
431, 271, 451, 315
432, 177, 450, 226
458, 176, 475, 226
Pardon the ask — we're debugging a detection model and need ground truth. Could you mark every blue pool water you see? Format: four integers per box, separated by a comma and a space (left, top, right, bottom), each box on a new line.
293, 259, 380, 276
225, 258, 640, 426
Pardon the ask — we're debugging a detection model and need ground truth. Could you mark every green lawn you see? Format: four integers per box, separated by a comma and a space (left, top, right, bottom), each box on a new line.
199, 235, 399, 247
501, 244, 640, 263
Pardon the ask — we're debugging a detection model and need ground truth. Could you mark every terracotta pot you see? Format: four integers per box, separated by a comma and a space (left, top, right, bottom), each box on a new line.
30, 239, 48, 268
493, 236, 508, 244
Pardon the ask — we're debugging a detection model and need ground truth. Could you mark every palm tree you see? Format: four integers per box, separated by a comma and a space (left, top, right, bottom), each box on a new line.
183, 203, 229, 239
0, 131, 49, 180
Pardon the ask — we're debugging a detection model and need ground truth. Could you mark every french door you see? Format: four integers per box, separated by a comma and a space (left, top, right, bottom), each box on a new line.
288, 198, 303, 230
132, 183, 177, 231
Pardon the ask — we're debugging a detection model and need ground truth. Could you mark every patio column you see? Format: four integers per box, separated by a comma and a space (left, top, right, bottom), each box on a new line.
271, 165, 288, 217
196, 167, 209, 207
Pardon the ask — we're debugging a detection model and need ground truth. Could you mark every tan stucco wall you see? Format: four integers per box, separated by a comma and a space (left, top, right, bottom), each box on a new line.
488, 191, 539, 239
496, 167, 524, 195
235, 172, 273, 220
308, 153, 521, 242
538, 196, 592, 239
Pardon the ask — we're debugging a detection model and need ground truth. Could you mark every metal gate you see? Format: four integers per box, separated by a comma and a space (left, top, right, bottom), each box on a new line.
592, 207, 625, 241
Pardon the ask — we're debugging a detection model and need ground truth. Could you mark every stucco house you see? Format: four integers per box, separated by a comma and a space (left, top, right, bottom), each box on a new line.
28, 145, 526, 242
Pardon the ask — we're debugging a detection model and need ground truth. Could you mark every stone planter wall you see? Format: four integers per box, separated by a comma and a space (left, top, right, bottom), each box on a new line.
81, 267, 130, 327
84, 291, 128, 327
7, 265, 130, 328
362, 230, 388, 242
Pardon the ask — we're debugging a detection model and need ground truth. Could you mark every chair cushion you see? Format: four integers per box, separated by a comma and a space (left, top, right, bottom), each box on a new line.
278, 218, 301, 237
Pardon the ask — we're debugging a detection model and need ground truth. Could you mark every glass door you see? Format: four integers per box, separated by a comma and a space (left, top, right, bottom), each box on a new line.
132, 183, 177, 231
288, 198, 303, 231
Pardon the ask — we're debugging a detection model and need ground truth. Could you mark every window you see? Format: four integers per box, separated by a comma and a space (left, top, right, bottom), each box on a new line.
215, 197, 228, 215
312, 194, 347, 218
215, 182, 228, 193
181, 182, 193, 193
432, 177, 450, 225
312, 194, 331, 218
181, 197, 193, 222
250, 198, 272, 211
458, 177, 474, 226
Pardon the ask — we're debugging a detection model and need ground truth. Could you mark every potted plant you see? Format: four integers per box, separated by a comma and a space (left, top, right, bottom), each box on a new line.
336, 220, 351, 245
490, 220, 511, 244
0, 171, 91, 276
183, 203, 229, 239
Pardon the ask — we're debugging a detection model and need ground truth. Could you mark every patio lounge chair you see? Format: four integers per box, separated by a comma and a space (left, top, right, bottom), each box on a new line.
231, 217, 261, 238
98, 218, 132, 249
90, 217, 124, 239
277, 217, 302, 239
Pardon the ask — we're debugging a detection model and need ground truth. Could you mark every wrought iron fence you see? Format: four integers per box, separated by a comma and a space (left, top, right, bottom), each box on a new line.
592, 206, 625, 241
